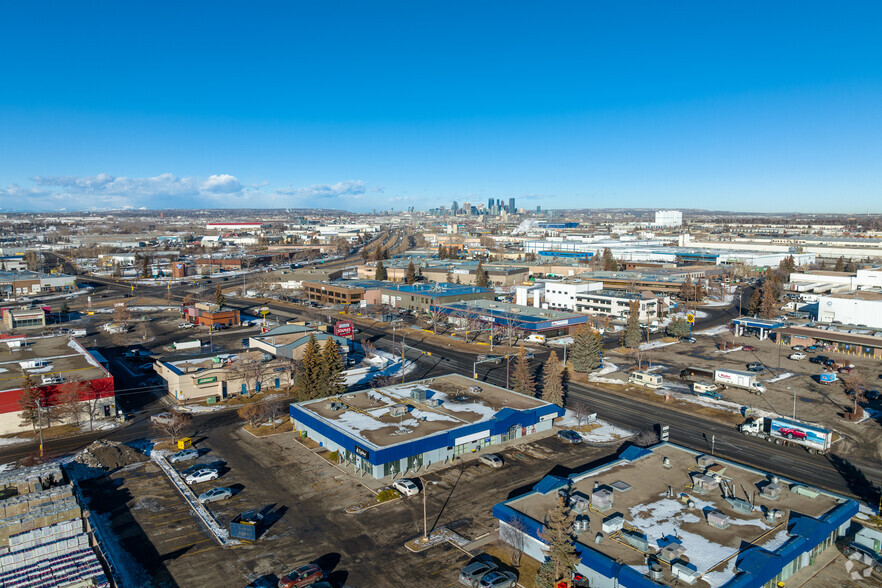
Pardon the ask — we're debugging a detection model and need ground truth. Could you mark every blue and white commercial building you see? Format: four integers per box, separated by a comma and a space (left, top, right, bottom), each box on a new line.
493, 443, 857, 588
290, 374, 563, 479
431, 299, 596, 335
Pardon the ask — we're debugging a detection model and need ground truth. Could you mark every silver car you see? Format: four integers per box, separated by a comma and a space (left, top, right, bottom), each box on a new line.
478, 454, 503, 469
479, 571, 517, 588
168, 449, 199, 463
198, 486, 233, 504
459, 561, 498, 586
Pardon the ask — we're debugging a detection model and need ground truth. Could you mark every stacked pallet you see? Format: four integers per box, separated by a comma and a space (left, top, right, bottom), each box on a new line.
0, 467, 109, 588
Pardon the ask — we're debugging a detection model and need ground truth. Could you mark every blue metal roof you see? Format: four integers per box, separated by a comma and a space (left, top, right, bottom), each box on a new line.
382, 283, 493, 297
532, 475, 570, 495
619, 445, 653, 462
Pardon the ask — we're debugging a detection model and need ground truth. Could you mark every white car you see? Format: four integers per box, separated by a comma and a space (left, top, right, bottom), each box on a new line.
186, 469, 219, 485
789, 352, 807, 361
392, 478, 420, 497
478, 454, 504, 469
178, 322, 194, 329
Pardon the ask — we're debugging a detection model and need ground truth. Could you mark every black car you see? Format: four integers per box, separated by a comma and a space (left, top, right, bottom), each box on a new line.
809, 356, 828, 365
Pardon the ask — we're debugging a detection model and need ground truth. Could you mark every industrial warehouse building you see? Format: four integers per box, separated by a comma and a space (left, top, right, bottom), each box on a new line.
494, 443, 857, 588
432, 299, 596, 335
290, 374, 562, 479
0, 336, 115, 434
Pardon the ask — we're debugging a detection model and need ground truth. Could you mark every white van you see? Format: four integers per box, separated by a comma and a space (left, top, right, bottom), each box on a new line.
629, 371, 663, 389
525, 334, 546, 344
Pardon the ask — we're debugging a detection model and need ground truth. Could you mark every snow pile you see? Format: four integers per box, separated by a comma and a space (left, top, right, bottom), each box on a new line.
342, 349, 418, 387
74, 440, 148, 470
587, 361, 625, 385
0, 436, 29, 447
175, 404, 222, 414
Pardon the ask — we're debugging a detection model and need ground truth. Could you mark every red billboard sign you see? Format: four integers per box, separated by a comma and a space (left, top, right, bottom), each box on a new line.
334, 321, 354, 338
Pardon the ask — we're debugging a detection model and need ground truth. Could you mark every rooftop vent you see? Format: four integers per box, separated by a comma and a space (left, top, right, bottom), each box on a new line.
388, 404, 409, 417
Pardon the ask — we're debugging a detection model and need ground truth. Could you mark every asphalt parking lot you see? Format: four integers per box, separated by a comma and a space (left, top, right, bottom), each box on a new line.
86, 426, 617, 587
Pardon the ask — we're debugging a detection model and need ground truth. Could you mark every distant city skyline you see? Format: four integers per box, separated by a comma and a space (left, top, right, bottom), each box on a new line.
1, 2, 880, 213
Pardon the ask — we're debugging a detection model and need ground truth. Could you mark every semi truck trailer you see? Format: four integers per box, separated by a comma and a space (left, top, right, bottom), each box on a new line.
739, 416, 832, 454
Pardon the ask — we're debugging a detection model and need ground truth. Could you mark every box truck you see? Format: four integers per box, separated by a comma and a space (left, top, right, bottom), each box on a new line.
714, 369, 766, 394
739, 416, 832, 454
172, 339, 202, 351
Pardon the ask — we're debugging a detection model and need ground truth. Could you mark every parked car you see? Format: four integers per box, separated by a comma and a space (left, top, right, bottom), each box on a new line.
839, 365, 854, 374
789, 352, 806, 361
178, 322, 194, 329
742, 345, 756, 351
150, 412, 176, 425
198, 487, 233, 504
824, 358, 836, 367
779, 427, 807, 440
185, 469, 220, 485
791, 345, 805, 351
278, 564, 324, 588
866, 390, 880, 401
168, 449, 200, 463
806, 345, 820, 351
459, 560, 499, 586
477, 354, 502, 365
181, 461, 222, 477
478, 454, 503, 469
809, 355, 828, 365
392, 478, 420, 497
679, 337, 697, 344
839, 542, 882, 572
479, 571, 518, 588
746, 362, 764, 372
557, 430, 582, 444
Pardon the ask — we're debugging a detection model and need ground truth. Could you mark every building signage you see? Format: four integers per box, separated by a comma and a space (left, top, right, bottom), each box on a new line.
551, 319, 569, 327
334, 320, 354, 338
354, 444, 370, 459
196, 376, 218, 384
454, 430, 491, 446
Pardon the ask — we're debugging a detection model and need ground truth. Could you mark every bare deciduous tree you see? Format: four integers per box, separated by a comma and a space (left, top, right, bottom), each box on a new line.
113, 304, 131, 327
152, 411, 192, 442
229, 358, 271, 397
500, 517, 528, 567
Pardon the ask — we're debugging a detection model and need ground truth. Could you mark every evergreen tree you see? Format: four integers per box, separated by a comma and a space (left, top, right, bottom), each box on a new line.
437, 244, 446, 259
535, 561, 557, 588
834, 256, 846, 271
538, 495, 580, 584
570, 327, 602, 373
747, 287, 762, 316
541, 352, 564, 406
405, 261, 417, 284
666, 317, 691, 339
321, 338, 347, 397
375, 261, 388, 281
17, 372, 40, 433
622, 301, 641, 348
475, 260, 490, 288
779, 255, 796, 273
60, 301, 70, 315
511, 345, 535, 396
445, 267, 453, 283
601, 248, 618, 271
455, 275, 462, 284
214, 283, 226, 307
844, 260, 856, 272
295, 335, 323, 399
141, 254, 151, 278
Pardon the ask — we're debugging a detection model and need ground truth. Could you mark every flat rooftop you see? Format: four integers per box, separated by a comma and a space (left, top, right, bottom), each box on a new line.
299, 373, 548, 447
437, 299, 584, 322
0, 336, 109, 392
507, 444, 846, 588
828, 290, 882, 301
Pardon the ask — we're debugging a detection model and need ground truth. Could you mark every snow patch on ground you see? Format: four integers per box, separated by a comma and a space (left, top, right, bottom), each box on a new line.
342, 349, 419, 387
0, 463, 16, 472
174, 404, 222, 414
587, 361, 624, 385
765, 372, 795, 383
696, 325, 733, 337
0, 436, 29, 447
699, 286, 738, 308
639, 340, 677, 351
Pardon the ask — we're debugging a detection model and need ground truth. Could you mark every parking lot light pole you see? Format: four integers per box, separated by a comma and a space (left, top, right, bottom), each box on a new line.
419, 475, 428, 542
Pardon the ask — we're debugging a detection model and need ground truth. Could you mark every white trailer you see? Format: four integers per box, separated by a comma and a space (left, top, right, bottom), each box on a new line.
714, 369, 766, 394
173, 339, 202, 350
739, 416, 832, 454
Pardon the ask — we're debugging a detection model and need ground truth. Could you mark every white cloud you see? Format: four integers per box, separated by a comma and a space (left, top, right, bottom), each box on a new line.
1, 173, 376, 211
201, 174, 242, 193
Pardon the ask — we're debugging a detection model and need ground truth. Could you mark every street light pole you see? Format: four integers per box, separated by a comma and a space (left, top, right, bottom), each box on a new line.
419, 475, 428, 542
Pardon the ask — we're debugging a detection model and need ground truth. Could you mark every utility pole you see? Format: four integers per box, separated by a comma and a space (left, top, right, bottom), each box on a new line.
35, 398, 44, 458
401, 334, 407, 384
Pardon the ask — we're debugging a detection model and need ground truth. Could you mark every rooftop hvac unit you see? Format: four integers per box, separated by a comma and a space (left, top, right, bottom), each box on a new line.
706, 510, 730, 529
648, 563, 664, 582
410, 389, 428, 402
424, 398, 441, 407
591, 488, 614, 511
389, 404, 409, 417
659, 543, 687, 562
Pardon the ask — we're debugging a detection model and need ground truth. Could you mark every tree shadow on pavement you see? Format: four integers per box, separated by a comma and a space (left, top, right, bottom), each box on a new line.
827, 454, 881, 505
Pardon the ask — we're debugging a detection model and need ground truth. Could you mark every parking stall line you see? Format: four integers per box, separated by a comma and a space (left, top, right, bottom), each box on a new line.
160, 530, 206, 543
164, 537, 212, 551
146, 509, 188, 519
150, 515, 195, 525
178, 545, 222, 558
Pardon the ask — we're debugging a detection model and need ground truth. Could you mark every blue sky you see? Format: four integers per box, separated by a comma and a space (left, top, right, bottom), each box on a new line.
1, 2, 880, 212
